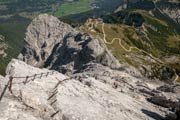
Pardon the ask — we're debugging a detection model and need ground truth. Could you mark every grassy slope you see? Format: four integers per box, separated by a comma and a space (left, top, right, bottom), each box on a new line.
80, 21, 150, 66
79, 8, 180, 81
0, 17, 30, 75
55, 0, 94, 17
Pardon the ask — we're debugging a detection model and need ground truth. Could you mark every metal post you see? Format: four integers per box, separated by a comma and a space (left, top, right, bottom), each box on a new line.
32, 74, 37, 81
0, 79, 10, 102
8, 76, 13, 94
40, 73, 43, 79
46, 72, 49, 77
24, 76, 29, 84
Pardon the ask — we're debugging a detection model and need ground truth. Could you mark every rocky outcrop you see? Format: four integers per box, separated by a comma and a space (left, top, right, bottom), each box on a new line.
156, 1, 180, 23
146, 84, 180, 120
148, 92, 179, 108
18, 14, 74, 66
0, 75, 5, 92
175, 105, 180, 120
19, 14, 120, 74
161, 8, 180, 23
0, 59, 176, 120
0, 35, 7, 58
44, 32, 121, 74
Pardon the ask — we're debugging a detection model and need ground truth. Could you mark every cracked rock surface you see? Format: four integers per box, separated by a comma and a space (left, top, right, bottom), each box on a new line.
0, 59, 177, 120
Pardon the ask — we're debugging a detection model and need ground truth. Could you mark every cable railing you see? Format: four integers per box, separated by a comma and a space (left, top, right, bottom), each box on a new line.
0, 70, 74, 119
0, 70, 56, 102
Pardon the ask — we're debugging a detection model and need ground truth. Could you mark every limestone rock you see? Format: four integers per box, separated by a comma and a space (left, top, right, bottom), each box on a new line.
161, 7, 180, 23
0, 35, 7, 58
18, 14, 75, 67
45, 32, 121, 74
147, 84, 180, 120
0, 59, 171, 120
0, 75, 4, 92
148, 92, 179, 108
19, 14, 121, 73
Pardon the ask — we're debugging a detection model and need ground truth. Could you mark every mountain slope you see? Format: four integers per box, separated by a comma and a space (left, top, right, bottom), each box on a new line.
0, 15, 30, 75
0, 13, 180, 120
1, 55, 179, 120
79, 0, 180, 82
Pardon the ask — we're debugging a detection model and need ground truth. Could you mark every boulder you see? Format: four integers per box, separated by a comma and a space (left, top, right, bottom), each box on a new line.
176, 108, 180, 120
148, 92, 179, 108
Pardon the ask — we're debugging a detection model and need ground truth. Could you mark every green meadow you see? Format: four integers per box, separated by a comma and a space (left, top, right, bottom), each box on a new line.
55, 0, 94, 17
0, 17, 30, 75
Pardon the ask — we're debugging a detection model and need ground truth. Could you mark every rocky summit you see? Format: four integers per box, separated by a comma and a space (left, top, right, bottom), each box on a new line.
0, 14, 180, 120
18, 14, 120, 74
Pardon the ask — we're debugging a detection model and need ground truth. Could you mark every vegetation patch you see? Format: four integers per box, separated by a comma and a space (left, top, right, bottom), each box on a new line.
0, 16, 30, 75
55, 0, 94, 17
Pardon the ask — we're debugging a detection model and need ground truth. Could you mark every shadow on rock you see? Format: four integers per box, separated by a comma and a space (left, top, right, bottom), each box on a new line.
141, 109, 166, 120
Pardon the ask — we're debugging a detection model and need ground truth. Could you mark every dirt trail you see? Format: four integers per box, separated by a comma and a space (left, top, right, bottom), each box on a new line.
100, 23, 163, 64
100, 22, 180, 81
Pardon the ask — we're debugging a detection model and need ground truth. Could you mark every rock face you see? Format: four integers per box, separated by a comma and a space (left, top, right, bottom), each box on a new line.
18, 14, 74, 66
19, 14, 120, 73
0, 59, 178, 120
176, 106, 180, 120
157, 2, 180, 24
162, 8, 180, 23
0, 35, 7, 58
45, 32, 120, 74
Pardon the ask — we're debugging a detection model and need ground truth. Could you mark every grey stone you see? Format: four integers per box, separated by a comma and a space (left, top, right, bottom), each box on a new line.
19, 14, 121, 74
0, 59, 171, 120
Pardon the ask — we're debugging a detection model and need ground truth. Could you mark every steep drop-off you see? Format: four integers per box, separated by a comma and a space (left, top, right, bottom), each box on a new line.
80, 0, 180, 82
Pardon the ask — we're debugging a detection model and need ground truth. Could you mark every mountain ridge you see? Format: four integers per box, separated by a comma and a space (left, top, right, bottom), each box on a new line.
79, 0, 180, 82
